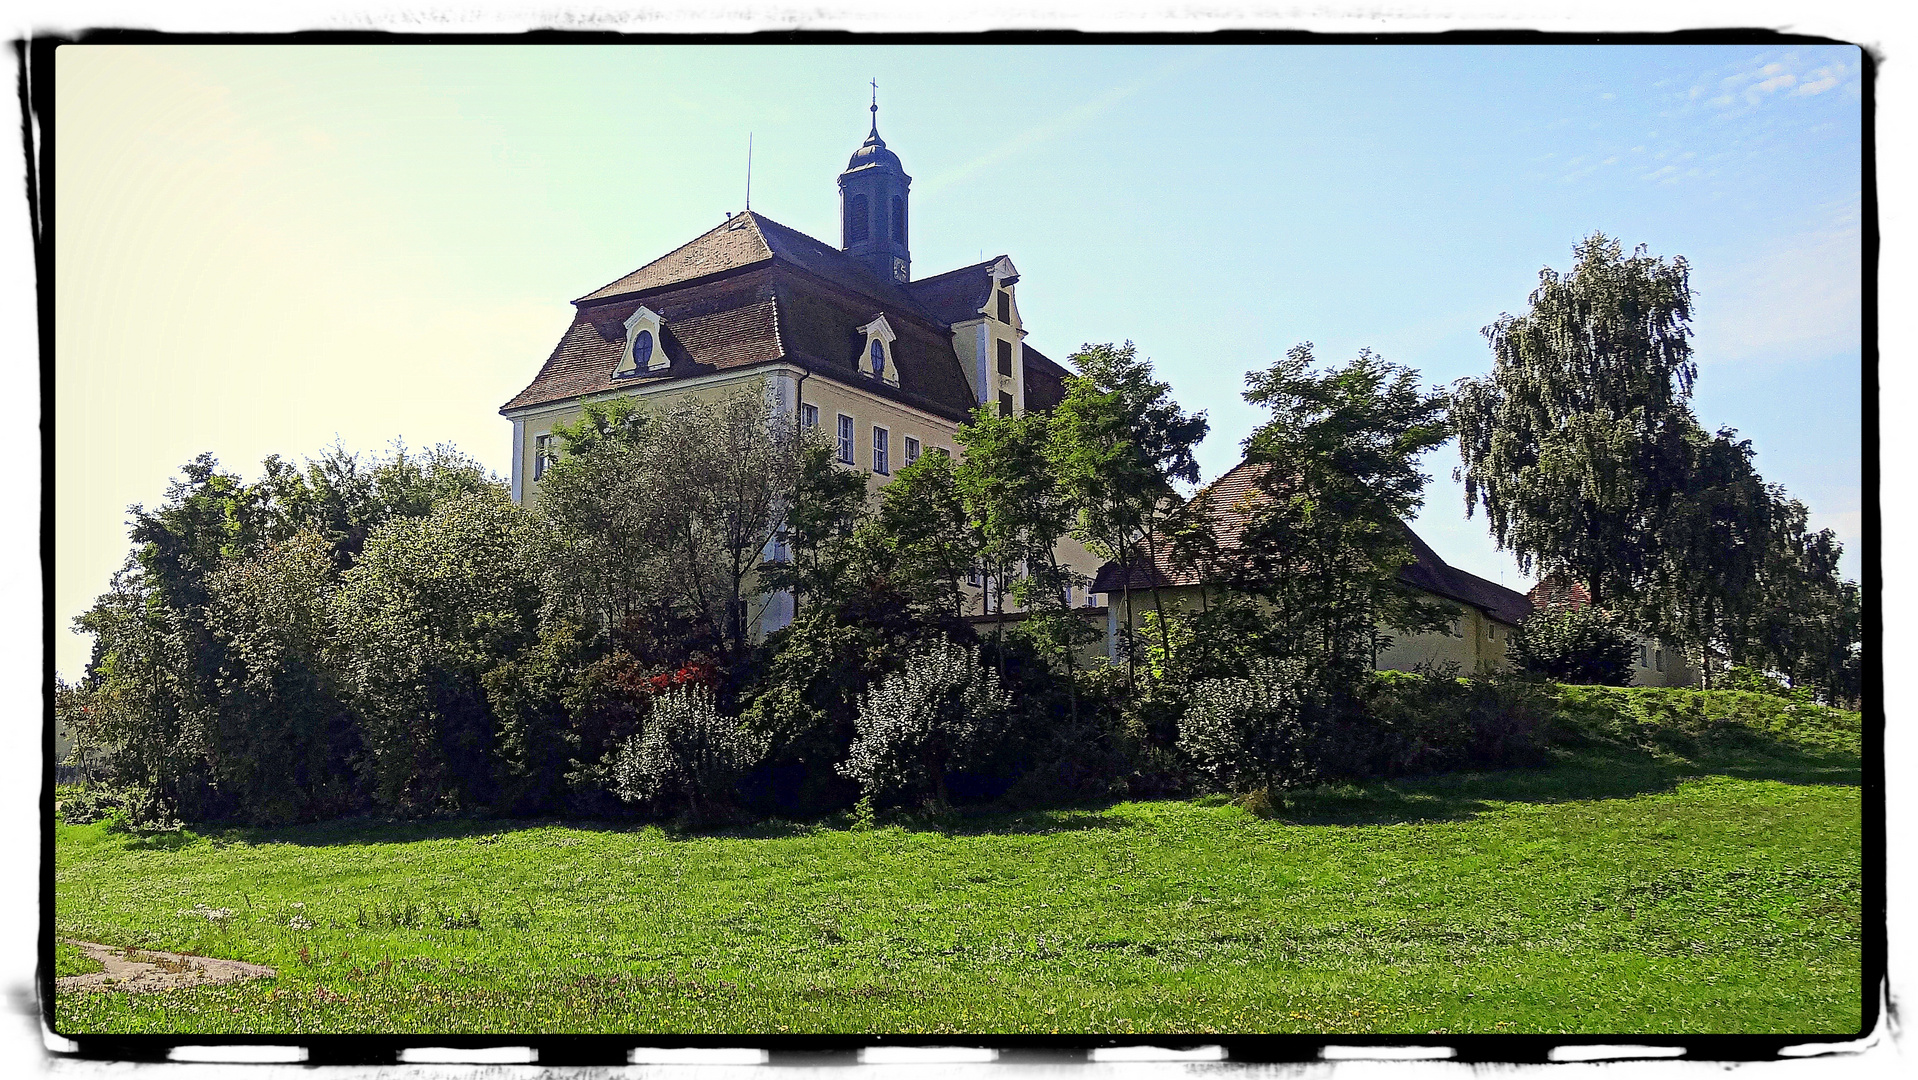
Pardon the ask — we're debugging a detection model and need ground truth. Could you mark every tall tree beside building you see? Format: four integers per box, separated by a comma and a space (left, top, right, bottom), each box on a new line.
1230, 344, 1454, 686
538, 386, 805, 666
1047, 342, 1209, 685
955, 407, 1095, 712
1452, 234, 1699, 611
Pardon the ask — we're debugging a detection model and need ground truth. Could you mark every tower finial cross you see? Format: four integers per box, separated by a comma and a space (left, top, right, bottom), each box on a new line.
870, 78, 878, 112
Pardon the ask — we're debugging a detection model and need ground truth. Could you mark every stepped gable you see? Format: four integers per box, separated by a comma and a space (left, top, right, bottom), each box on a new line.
1089, 460, 1533, 626
504, 212, 987, 418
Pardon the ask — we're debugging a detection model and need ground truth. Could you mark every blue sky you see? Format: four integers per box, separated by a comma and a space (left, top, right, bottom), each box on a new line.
54, 43, 1863, 680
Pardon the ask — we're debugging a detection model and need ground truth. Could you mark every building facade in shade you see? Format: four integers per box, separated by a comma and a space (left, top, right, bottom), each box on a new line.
499, 105, 1110, 637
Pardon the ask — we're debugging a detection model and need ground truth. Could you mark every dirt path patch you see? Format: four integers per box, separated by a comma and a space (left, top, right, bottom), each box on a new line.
56, 939, 276, 994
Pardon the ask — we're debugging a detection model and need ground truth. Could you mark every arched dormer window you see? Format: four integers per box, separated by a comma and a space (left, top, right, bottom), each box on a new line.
615, 305, 667, 377
856, 313, 899, 387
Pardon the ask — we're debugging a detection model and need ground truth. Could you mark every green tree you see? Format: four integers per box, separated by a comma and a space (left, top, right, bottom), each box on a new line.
955, 406, 1096, 714
204, 531, 361, 822
329, 490, 547, 815
1634, 426, 1775, 687
762, 439, 871, 615
1047, 342, 1208, 685
1727, 494, 1861, 704
838, 638, 1008, 809
539, 387, 804, 667
1452, 234, 1699, 611
866, 448, 978, 621
1507, 603, 1638, 686
1228, 344, 1455, 687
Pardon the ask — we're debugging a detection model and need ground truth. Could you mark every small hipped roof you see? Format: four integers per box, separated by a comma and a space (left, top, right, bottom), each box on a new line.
1089, 460, 1534, 627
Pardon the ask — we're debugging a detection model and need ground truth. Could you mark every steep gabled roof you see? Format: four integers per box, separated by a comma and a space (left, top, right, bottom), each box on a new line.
1089, 460, 1533, 626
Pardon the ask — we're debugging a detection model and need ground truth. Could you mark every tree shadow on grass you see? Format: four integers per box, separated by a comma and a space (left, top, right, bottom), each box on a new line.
1260, 738, 1860, 827
144, 718, 1861, 845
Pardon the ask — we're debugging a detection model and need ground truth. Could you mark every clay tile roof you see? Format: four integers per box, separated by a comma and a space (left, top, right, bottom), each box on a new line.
1526, 575, 1591, 611
506, 213, 1065, 422
576, 214, 775, 303
1089, 460, 1534, 626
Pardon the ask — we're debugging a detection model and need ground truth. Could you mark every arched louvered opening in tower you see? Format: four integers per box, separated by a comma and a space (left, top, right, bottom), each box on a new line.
891, 196, 905, 246
848, 193, 870, 244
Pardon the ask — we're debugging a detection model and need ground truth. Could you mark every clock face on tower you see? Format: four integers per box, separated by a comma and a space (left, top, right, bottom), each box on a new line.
892, 257, 908, 283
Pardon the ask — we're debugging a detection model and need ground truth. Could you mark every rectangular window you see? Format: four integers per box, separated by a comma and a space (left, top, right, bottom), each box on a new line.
998, 391, 1013, 418
837, 414, 855, 464
872, 426, 890, 475
967, 566, 983, 588
997, 338, 1014, 376
1639, 644, 1650, 668
801, 403, 819, 430
904, 436, 921, 467
533, 433, 553, 481
997, 289, 1010, 323
1655, 649, 1665, 673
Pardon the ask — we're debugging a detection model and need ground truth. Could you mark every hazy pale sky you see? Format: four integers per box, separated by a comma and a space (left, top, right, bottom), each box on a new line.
53, 42, 1864, 681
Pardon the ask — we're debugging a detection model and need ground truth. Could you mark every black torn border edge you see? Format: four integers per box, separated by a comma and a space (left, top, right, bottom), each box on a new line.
26, 21, 1887, 1070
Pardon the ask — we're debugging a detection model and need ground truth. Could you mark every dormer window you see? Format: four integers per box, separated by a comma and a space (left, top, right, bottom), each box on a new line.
615, 305, 667, 377
856, 313, 899, 387
997, 289, 1010, 324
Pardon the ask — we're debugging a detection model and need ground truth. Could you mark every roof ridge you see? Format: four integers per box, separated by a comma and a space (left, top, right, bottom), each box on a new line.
574, 214, 774, 305
908, 257, 1004, 285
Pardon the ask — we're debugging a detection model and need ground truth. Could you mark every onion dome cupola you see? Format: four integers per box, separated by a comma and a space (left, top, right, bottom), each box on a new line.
839, 86, 912, 284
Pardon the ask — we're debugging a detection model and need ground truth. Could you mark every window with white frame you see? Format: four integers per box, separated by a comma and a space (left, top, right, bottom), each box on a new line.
1638, 644, 1650, 668
904, 435, 921, 467
836, 414, 855, 464
801, 403, 819, 430
856, 314, 898, 386
616, 305, 667, 376
533, 433, 554, 481
872, 426, 890, 474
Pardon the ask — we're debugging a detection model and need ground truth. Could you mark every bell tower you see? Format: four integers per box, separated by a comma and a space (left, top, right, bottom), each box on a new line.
838, 83, 912, 284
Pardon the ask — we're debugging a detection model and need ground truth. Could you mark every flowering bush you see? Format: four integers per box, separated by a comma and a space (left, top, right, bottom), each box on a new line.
838, 639, 1008, 808
612, 683, 755, 820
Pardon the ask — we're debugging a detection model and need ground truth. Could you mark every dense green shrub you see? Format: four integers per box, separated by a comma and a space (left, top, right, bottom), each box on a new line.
612, 683, 756, 821
1177, 659, 1321, 792
1508, 604, 1638, 685
839, 638, 1008, 808
55, 784, 133, 826
1338, 672, 1553, 777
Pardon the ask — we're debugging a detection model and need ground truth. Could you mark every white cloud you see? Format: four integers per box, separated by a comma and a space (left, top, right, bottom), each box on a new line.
1680, 50, 1854, 117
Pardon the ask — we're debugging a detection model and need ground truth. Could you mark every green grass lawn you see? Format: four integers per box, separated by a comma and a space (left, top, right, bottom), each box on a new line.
54, 695, 1862, 1036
